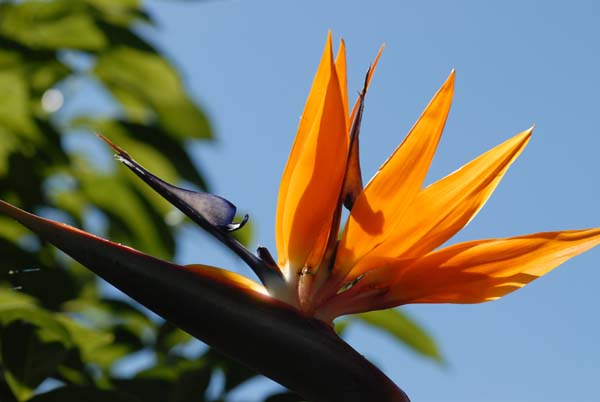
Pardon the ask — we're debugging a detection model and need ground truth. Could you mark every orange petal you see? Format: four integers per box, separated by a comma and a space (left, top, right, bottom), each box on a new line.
335, 39, 349, 123
334, 71, 455, 279
275, 33, 334, 266
319, 228, 600, 319
275, 33, 348, 275
377, 229, 600, 306
351, 128, 532, 275
185, 264, 267, 295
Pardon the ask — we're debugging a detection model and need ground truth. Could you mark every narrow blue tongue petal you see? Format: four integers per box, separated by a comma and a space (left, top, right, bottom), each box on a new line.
162, 185, 237, 228
100, 134, 246, 232
97, 134, 286, 290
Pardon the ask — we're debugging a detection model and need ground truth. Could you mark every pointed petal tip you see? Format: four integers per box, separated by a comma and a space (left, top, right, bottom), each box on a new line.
513, 127, 534, 147
96, 133, 128, 157
447, 69, 456, 86
326, 30, 333, 44
224, 214, 249, 232
369, 45, 385, 74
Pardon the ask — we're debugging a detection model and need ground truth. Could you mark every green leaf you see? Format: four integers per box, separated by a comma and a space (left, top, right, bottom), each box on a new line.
155, 321, 193, 354
0, 308, 72, 346
29, 59, 71, 94
74, 166, 175, 259
60, 298, 152, 367
0, 315, 71, 401
0, 69, 37, 137
0, 289, 37, 310
0, 45, 70, 95
71, 118, 208, 188
356, 309, 443, 363
0, 216, 30, 241
0, 1, 107, 51
230, 216, 253, 247
26, 386, 140, 402
94, 47, 211, 140
333, 318, 350, 335
54, 315, 114, 363
85, 0, 149, 26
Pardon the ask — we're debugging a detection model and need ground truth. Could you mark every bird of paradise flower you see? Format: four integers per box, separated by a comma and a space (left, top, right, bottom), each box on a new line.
1, 33, 598, 402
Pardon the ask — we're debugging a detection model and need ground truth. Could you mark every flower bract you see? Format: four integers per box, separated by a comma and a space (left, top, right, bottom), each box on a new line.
3, 33, 600, 328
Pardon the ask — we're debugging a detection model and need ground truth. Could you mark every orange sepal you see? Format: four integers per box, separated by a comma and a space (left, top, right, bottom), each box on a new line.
334, 71, 455, 280
351, 128, 533, 276
379, 228, 600, 307
275, 33, 348, 275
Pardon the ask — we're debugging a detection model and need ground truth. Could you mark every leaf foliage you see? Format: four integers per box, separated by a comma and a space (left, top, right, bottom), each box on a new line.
0, 1, 441, 401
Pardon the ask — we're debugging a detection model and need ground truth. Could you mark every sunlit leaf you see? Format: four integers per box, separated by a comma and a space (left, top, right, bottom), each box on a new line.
0, 289, 37, 310
94, 46, 211, 139
29, 59, 71, 95
0, 127, 18, 176
0, 69, 37, 137
75, 167, 175, 258
85, 0, 150, 26
0, 1, 107, 51
333, 318, 350, 335
54, 315, 114, 363
71, 118, 208, 188
155, 321, 193, 354
0, 0, 252, 399
230, 216, 253, 247
356, 309, 443, 363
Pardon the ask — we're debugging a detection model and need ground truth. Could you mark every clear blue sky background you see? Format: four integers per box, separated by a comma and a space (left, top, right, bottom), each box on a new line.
75, 1, 600, 401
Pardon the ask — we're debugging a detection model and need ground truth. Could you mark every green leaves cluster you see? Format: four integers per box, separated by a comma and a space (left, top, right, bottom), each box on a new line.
0, 1, 239, 401
0, 1, 442, 401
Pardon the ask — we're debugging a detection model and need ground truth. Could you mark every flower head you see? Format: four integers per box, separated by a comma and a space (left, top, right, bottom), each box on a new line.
4, 33, 599, 329
92, 33, 600, 325
2, 32, 598, 402
266, 32, 600, 322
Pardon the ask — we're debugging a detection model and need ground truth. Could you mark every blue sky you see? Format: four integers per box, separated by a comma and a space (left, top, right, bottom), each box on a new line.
91, 1, 600, 401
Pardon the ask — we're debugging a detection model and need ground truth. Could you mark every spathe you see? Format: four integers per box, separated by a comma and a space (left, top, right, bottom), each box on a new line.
0, 200, 409, 402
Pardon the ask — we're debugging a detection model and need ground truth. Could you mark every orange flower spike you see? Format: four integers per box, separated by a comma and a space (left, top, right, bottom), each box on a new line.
334, 38, 349, 122
318, 228, 600, 320
275, 32, 348, 284
384, 229, 600, 306
3, 33, 600, 402
332, 70, 455, 284
349, 127, 533, 277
